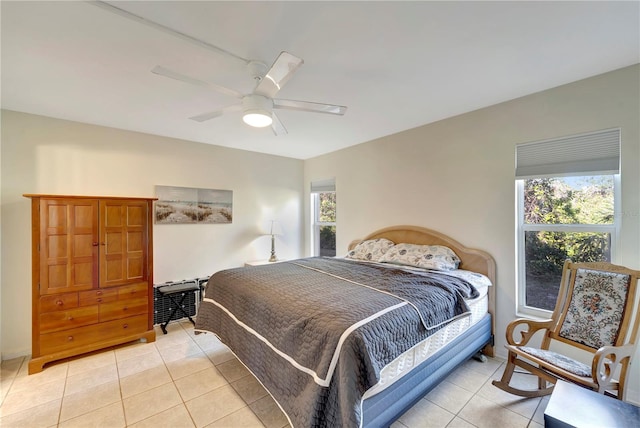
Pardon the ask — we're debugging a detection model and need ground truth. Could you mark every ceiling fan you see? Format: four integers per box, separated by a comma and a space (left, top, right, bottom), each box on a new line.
88, 2, 346, 136
151, 51, 347, 136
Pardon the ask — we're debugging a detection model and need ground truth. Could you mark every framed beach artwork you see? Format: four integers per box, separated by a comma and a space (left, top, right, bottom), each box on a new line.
155, 185, 233, 224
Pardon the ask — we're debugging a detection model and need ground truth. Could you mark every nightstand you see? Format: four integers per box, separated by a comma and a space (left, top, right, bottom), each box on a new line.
544, 380, 639, 428
244, 259, 286, 267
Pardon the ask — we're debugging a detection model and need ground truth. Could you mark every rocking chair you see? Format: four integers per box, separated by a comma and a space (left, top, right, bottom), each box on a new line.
493, 260, 640, 400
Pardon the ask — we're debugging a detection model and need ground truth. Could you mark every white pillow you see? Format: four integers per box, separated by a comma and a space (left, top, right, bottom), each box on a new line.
345, 238, 395, 262
379, 243, 460, 271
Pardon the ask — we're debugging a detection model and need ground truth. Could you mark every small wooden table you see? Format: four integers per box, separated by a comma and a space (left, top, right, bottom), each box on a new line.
544, 380, 640, 428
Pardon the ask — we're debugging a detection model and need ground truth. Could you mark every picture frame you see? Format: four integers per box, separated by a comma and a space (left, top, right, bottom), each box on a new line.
155, 185, 233, 224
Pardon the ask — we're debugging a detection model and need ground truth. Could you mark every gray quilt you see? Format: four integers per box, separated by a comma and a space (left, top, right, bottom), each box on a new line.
195, 257, 478, 427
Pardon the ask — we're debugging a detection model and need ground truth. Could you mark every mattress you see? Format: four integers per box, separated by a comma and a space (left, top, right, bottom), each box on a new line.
196, 258, 486, 427
363, 276, 489, 399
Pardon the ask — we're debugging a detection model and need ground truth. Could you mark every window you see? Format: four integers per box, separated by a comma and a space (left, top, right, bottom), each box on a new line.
310, 179, 336, 257
516, 129, 619, 316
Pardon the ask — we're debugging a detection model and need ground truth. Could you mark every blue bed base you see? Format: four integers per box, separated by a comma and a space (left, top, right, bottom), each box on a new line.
362, 313, 493, 427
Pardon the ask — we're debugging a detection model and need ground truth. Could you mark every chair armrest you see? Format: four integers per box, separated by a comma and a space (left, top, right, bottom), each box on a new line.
592, 344, 635, 386
505, 318, 554, 346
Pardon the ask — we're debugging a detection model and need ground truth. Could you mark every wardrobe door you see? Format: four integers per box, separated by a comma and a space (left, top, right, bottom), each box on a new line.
99, 200, 149, 288
38, 198, 99, 295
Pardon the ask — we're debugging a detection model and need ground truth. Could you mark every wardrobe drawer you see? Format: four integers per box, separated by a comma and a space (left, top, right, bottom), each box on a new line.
40, 306, 99, 334
79, 288, 118, 306
40, 293, 78, 313
100, 297, 148, 322
118, 282, 148, 300
39, 314, 148, 355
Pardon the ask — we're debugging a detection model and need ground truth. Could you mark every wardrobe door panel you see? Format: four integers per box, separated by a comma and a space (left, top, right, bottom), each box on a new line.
100, 200, 149, 288
39, 199, 98, 295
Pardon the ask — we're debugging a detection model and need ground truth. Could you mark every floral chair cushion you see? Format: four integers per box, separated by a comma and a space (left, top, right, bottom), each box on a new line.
518, 346, 591, 377
559, 269, 631, 349
378, 243, 461, 271
345, 238, 395, 262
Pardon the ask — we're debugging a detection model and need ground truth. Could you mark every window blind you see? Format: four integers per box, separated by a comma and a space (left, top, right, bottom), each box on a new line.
515, 128, 620, 179
310, 178, 335, 193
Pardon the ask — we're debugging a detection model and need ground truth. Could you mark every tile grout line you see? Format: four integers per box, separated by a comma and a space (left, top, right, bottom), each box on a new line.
126, 319, 255, 428
166, 320, 206, 428
115, 348, 129, 428
186, 320, 265, 428
4, 321, 543, 428
57, 364, 69, 427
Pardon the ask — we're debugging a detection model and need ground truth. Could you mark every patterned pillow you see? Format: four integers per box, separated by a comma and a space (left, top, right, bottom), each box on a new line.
345, 238, 395, 262
379, 243, 460, 271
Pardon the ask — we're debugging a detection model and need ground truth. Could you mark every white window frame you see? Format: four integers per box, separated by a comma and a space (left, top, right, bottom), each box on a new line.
515, 175, 619, 318
515, 128, 621, 317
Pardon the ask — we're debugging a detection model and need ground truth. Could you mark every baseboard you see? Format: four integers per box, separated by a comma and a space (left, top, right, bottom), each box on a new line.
1, 349, 31, 362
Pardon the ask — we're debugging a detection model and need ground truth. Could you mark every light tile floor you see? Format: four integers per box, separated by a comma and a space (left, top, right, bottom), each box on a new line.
0, 319, 547, 428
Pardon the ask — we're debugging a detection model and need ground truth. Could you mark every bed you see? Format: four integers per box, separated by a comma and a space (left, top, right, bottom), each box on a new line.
195, 225, 496, 427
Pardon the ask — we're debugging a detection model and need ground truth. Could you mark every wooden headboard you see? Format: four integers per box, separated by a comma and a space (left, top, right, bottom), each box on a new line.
349, 225, 496, 356
348, 225, 496, 283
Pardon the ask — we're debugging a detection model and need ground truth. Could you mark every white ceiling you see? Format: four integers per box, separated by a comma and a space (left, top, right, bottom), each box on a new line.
2, 1, 639, 160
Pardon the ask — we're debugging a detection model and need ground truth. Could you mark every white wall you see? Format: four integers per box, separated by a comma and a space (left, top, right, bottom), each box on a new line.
0, 110, 304, 358
0, 110, 3, 362
2, 64, 639, 401
304, 65, 640, 402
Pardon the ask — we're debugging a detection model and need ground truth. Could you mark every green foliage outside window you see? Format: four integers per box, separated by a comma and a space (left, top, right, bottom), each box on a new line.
319, 192, 336, 222
318, 192, 336, 256
524, 177, 613, 225
524, 177, 613, 310
320, 226, 336, 256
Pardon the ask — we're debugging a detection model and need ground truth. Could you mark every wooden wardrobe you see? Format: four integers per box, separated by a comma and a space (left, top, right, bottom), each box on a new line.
25, 194, 156, 374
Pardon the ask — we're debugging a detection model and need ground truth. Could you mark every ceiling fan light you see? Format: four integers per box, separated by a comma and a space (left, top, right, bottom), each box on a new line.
243, 111, 273, 127
242, 94, 274, 128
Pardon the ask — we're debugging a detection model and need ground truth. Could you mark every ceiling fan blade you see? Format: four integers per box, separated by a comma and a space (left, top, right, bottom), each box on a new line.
273, 99, 347, 116
152, 66, 243, 100
189, 105, 242, 122
91, 2, 250, 65
189, 110, 223, 123
271, 112, 288, 136
254, 52, 304, 98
